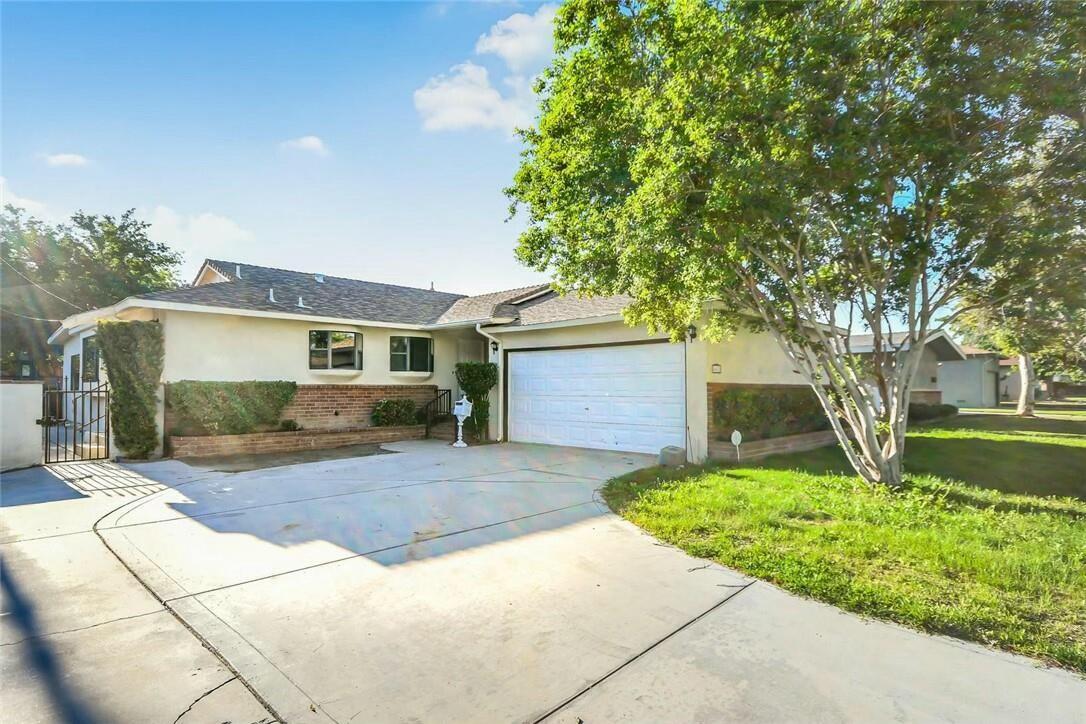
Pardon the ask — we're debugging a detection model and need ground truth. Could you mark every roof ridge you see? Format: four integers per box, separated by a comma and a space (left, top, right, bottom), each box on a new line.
204, 259, 466, 299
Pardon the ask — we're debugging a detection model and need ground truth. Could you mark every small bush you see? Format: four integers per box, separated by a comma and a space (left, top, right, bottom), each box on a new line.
909, 402, 958, 421
97, 321, 165, 458
711, 385, 830, 441
372, 398, 417, 426
454, 361, 499, 440
279, 419, 302, 432
167, 381, 297, 436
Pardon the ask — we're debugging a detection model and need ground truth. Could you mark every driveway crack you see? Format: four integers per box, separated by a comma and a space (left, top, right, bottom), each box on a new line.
172, 674, 237, 724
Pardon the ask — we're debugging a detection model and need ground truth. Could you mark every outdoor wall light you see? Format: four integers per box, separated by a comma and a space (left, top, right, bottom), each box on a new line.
711, 363, 722, 374
491, 341, 499, 353
686, 324, 697, 341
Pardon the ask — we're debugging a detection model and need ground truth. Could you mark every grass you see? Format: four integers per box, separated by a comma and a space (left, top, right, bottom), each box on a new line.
603, 402, 1086, 673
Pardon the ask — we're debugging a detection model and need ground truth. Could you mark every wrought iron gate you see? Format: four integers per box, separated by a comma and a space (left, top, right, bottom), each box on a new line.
41, 381, 111, 463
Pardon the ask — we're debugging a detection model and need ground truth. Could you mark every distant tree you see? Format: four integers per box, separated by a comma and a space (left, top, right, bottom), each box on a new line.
507, 1, 1082, 487
1, 206, 182, 379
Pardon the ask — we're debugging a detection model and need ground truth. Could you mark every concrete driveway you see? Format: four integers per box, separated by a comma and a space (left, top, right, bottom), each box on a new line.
6, 441, 1085, 723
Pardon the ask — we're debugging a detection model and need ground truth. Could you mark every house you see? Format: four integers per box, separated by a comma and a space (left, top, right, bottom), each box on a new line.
937, 345, 1001, 408
49, 259, 838, 462
847, 331, 968, 405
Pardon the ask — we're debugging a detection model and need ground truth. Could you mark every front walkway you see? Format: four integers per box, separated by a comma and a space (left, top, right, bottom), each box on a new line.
1, 463, 274, 723
4, 442, 1084, 722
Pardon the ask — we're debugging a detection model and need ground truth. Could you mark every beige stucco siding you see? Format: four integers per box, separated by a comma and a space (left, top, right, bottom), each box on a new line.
705, 327, 804, 386
160, 310, 461, 390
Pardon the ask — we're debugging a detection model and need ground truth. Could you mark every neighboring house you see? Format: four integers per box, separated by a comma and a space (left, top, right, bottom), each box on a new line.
937, 345, 1002, 408
848, 331, 968, 405
49, 259, 824, 461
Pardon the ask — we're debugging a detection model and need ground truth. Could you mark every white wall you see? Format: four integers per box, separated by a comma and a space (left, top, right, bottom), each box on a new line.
705, 327, 805, 385
939, 357, 999, 408
1, 382, 43, 471
160, 310, 464, 391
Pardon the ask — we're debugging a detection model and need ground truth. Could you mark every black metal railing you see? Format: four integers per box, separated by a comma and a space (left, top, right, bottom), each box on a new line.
41, 380, 111, 464
420, 388, 452, 437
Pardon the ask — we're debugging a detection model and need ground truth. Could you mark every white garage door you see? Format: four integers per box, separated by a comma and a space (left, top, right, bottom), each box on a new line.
508, 343, 686, 454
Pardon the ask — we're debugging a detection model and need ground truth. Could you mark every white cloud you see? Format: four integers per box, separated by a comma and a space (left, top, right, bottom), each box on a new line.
474, 4, 557, 73
280, 135, 329, 156
0, 177, 49, 216
44, 153, 90, 167
414, 62, 532, 133
415, 4, 556, 135
142, 205, 254, 277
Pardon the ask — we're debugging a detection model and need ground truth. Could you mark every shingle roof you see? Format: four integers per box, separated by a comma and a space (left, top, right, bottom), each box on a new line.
433, 284, 550, 325
848, 331, 967, 361
123, 259, 630, 329
136, 259, 466, 326
503, 290, 633, 326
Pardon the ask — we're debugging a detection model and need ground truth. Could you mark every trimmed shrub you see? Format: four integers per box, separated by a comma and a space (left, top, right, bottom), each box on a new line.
712, 385, 830, 442
167, 381, 297, 436
372, 398, 417, 427
97, 321, 165, 459
455, 361, 499, 440
279, 419, 302, 432
908, 402, 959, 421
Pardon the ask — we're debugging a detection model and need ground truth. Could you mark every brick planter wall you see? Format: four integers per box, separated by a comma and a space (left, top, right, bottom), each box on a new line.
708, 429, 839, 462
280, 384, 438, 430
169, 425, 425, 458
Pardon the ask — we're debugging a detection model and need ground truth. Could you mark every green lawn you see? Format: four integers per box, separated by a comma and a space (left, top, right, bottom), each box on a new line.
603, 404, 1086, 672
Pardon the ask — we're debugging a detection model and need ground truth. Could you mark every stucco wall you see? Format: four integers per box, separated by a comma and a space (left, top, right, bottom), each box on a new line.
705, 327, 804, 386
939, 357, 999, 408
1, 381, 43, 471
160, 310, 463, 391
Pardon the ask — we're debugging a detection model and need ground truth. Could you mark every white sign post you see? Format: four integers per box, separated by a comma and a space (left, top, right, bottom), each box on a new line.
452, 395, 473, 449
730, 429, 743, 462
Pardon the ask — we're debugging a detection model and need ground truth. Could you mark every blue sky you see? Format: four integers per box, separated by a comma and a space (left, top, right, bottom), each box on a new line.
2, 1, 555, 294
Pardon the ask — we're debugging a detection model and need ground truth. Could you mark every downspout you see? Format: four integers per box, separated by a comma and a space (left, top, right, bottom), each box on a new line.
476, 322, 504, 442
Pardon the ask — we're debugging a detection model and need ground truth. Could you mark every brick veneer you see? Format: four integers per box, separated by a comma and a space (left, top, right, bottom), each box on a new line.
280, 384, 438, 430
708, 429, 839, 462
169, 425, 425, 458
910, 389, 943, 405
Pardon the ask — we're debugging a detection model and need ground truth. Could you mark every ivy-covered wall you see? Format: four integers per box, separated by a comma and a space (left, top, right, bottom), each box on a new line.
97, 320, 165, 459
166, 380, 297, 436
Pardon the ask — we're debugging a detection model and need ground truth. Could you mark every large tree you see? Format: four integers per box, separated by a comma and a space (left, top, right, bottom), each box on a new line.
507, 1, 1082, 487
1, 207, 182, 378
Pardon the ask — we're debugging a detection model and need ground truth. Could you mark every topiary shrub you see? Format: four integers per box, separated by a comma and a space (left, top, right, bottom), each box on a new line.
454, 361, 499, 440
97, 320, 165, 459
371, 398, 417, 426
908, 402, 959, 421
167, 381, 297, 436
711, 385, 831, 442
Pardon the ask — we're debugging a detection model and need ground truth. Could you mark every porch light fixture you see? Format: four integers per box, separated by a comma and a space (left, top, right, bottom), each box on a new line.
711, 363, 722, 374
490, 341, 499, 353
686, 324, 697, 341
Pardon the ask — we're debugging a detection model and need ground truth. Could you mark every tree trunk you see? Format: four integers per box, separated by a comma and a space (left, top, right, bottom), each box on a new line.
1016, 351, 1036, 416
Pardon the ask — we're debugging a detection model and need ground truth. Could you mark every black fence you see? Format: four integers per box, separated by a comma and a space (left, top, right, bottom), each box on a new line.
41, 381, 111, 464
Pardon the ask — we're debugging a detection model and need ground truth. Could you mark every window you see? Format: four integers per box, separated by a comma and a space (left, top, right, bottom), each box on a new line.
70, 354, 81, 390
82, 337, 100, 382
309, 331, 362, 370
390, 336, 433, 372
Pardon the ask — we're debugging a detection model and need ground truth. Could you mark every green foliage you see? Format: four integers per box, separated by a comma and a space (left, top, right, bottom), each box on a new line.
507, 0, 1082, 484
96, 321, 165, 458
371, 398, 417, 427
455, 362, 499, 440
279, 419, 302, 432
712, 387, 830, 441
167, 381, 297, 436
908, 403, 958, 422
603, 410, 1086, 672
1, 206, 181, 378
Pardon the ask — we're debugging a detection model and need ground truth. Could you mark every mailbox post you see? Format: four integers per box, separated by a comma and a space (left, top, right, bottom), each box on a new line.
452, 395, 473, 448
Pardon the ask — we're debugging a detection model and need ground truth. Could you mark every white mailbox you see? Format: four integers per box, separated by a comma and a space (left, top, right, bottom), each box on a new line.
452, 395, 473, 448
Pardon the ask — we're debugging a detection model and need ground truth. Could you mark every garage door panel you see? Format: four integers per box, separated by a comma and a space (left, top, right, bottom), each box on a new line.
508, 344, 686, 454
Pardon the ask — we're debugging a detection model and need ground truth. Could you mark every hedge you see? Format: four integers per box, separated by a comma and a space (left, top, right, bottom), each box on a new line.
97, 321, 165, 458
712, 385, 831, 442
455, 361, 499, 440
167, 381, 297, 436
371, 398, 417, 427
908, 402, 959, 421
